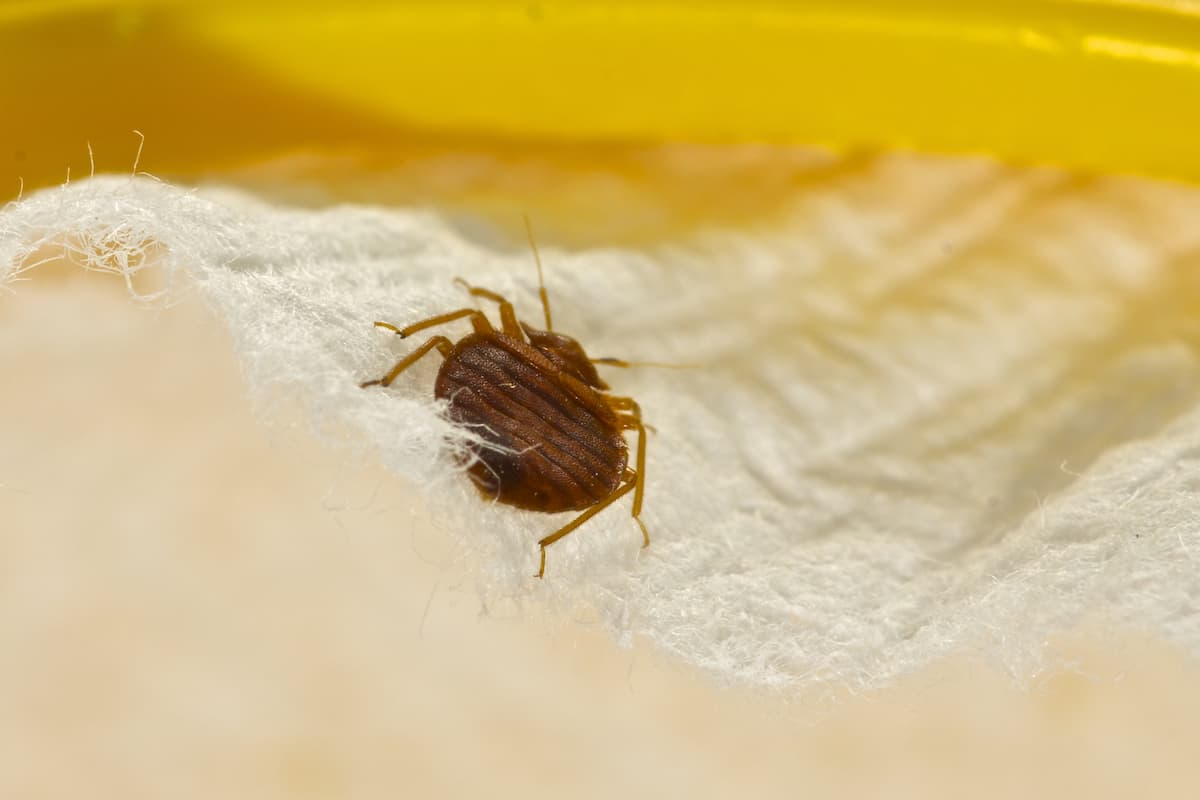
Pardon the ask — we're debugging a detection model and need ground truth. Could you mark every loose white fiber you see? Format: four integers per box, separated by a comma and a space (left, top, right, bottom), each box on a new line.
5, 154, 1200, 691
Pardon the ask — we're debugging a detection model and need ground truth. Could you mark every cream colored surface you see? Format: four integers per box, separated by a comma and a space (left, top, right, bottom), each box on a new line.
2, 270, 1199, 798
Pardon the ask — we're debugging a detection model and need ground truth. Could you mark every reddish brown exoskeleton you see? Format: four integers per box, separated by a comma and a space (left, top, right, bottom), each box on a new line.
361, 221, 648, 578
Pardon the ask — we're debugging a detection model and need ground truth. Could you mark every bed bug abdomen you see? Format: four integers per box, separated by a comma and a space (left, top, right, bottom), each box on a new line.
435, 333, 628, 513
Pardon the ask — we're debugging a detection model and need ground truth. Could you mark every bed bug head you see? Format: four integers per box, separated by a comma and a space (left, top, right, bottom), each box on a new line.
521, 323, 609, 390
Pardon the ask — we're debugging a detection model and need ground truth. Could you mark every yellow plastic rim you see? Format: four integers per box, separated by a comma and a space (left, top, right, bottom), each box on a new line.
4, 1, 1200, 193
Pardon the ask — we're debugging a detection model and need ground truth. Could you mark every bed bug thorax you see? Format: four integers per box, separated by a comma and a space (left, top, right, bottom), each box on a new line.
360, 220, 649, 578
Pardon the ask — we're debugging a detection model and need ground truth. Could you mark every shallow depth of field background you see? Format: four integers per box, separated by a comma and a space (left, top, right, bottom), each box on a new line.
4, 2, 1200, 797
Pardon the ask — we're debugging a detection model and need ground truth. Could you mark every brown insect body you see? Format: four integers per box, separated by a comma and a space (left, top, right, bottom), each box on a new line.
435, 329, 626, 513
360, 221, 649, 578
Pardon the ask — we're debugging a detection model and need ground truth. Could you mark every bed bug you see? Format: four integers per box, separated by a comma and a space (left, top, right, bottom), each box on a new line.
360, 221, 648, 578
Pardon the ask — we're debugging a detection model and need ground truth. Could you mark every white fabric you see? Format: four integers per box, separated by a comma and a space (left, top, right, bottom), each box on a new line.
5, 157, 1200, 691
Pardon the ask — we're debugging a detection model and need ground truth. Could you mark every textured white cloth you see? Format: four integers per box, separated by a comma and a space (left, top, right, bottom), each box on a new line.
5, 157, 1200, 691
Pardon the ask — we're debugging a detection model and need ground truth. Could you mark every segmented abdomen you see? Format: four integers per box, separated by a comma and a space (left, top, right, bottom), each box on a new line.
434, 334, 627, 513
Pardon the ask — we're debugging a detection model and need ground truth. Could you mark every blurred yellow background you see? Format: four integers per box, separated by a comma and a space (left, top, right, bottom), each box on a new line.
7, 0, 1200, 204
5, 1, 1200, 797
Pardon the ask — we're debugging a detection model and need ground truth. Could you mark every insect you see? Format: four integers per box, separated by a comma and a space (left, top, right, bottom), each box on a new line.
360, 221, 648, 578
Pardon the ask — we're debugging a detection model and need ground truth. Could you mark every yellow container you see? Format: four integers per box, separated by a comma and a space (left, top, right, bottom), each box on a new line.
3, 0, 1200, 195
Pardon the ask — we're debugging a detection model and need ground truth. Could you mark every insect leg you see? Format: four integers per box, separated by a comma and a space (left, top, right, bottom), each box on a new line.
605, 396, 641, 416
375, 308, 494, 339
453, 279, 524, 339
593, 357, 702, 369
360, 336, 454, 388
608, 397, 657, 434
618, 420, 649, 547
592, 357, 632, 367
535, 478, 638, 578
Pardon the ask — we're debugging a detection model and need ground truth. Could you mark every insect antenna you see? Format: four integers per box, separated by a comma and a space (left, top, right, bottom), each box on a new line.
524, 213, 553, 332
